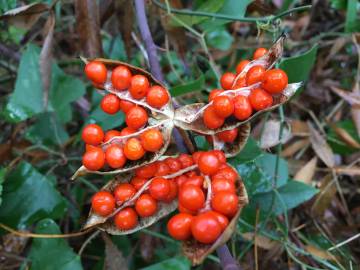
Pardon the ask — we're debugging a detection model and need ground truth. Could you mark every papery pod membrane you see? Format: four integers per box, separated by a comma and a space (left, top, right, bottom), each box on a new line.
174, 82, 302, 135
71, 119, 174, 180
182, 173, 248, 265
83, 57, 174, 118
212, 122, 251, 158
83, 172, 133, 230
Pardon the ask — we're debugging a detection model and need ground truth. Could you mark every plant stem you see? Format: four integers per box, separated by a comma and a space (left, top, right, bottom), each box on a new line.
134, 1, 241, 269
152, 0, 311, 23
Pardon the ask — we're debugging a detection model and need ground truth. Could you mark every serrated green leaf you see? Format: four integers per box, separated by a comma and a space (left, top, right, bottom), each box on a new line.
140, 257, 191, 270
25, 112, 69, 147
4, 44, 85, 123
0, 162, 66, 228
170, 72, 205, 97
28, 219, 83, 270
279, 45, 318, 83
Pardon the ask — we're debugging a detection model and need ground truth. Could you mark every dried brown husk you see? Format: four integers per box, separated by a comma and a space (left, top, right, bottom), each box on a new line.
71, 119, 174, 180
82, 57, 174, 118
211, 122, 251, 158
174, 82, 302, 135
182, 173, 248, 265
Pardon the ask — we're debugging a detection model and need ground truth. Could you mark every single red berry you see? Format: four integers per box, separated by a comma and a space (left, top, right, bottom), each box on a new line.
124, 138, 145, 160
262, 69, 288, 94
164, 180, 178, 202
105, 144, 127, 169
129, 75, 150, 99
119, 100, 135, 113
111, 65, 132, 90
178, 154, 194, 168
216, 128, 238, 143
104, 130, 121, 142
181, 175, 204, 188
82, 147, 105, 171
135, 194, 157, 217
208, 89, 224, 102
146, 85, 169, 108
120, 127, 136, 137
140, 128, 164, 152
130, 176, 147, 190
220, 72, 236, 90
113, 183, 136, 203
155, 161, 171, 176
167, 213, 193, 240
253, 47, 268, 60
82, 124, 104, 145
114, 207, 138, 230
175, 175, 188, 188
212, 166, 238, 183
100, 94, 121, 114
91, 191, 115, 216
179, 185, 205, 211
211, 191, 239, 217
233, 95, 253, 120
232, 75, 247, 89
126, 106, 148, 130
191, 212, 222, 244
165, 157, 182, 173
246, 65, 266, 85
212, 178, 236, 194
135, 163, 157, 179
236, 60, 250, 74
192, 151, 204, 164
198, 152, 220, 175
85, 61, 107, 84
207, 211, 229, 231
213, 95, 234, 118
149, 177, 170, 201
249, 88, 273, 111
203, 105, 224, 129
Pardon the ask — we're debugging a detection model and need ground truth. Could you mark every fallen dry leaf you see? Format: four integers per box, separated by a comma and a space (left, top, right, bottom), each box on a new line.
260, 119, 292, 149
305, 245, 337, 261
294, 157, 318, 185
308, 122, 335, 168
290, 120, 309, 136
242, 233, 279, 250
282, 138, 310, 157
330, 123, 360, 149
312, 174, 337, 216
102, 233, 128, 270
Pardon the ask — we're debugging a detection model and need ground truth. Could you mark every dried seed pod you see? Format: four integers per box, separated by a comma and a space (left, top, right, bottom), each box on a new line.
72, 120, 174, 180
182, 171, 248, 265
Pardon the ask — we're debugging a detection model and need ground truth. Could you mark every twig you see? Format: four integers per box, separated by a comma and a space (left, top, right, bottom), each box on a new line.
134, 1, 241, 269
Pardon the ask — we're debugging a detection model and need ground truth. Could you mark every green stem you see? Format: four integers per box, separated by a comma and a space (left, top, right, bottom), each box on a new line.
152, 0, 311, 23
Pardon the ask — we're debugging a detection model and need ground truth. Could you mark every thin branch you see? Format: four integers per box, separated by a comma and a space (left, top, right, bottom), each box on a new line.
152, 0, 311, 23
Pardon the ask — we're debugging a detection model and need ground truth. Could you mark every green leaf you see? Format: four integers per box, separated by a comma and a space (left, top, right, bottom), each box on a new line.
229, 138, 262, 165
279, 45, 318, 83
205, 26, 234, 51
88, 107, 125, 131
327, 120, 360, 155
4, 44, 85, 123
28, 219, 83, 270
345, 0, 360, 32
330, 0, 347, 10
172, 0, 225, 27
25, 112, 69, 147
170, 72, 205, 97
0, 168, 5, 207
0, 162, 66, 228
140, 257, 191, 270
103, 35, 128, 61
252, 180, 318, 215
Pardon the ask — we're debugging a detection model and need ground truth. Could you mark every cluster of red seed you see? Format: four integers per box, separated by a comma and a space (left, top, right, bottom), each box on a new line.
90, 150, 239, 244
203, 47, 289, 129
81, 61, 172, 171
81, 124, 164, 171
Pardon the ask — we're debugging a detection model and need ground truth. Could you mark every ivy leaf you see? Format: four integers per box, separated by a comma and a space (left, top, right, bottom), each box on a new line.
28, 219, 83, 270
140, 257, 191, 270
279, 45, 318, 83
0, 162, 66, 228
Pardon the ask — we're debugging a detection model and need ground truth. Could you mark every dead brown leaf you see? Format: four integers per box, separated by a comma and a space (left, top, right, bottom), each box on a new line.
290, 120, 309, 136
282, 138, 310, 157
242, 233, 279, 250
75, 0, 103, 57
0, 3, 49, 30
294, 157, 317, 185
351, 34, 360, 136
308, 122, 335, 168
312, 174, 337, 216
102, 233, 128, 270
260, 119, 292, 149
305, 245, 337, 261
